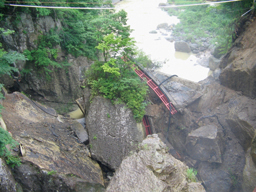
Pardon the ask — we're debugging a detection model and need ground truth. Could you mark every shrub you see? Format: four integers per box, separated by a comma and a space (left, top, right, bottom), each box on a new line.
0, 128, 21, 168
187, 168, 197, 182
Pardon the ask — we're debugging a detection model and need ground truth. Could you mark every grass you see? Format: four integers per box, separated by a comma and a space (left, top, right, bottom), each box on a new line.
187, 168, 197, 182
47, 170, 57, 175
166, 0, 253, 54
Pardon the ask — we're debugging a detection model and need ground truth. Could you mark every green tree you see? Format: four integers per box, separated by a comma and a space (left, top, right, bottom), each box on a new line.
0, 28, 23, 167
87, 33, 148, 121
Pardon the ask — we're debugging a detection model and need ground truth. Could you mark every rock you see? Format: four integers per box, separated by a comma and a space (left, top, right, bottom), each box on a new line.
165, 36, 175, 42
2, 92, 104, 188
20, 55, 92, 104
71, 121, 89, 144
86, 96, 144, 170
174, 41, 191, 53
0, 117, 7, 131
76, 118, 86, 128
219, 20, 256, 98
158, 3, 167, 6
106, 134, 205, 192
226, 111, 256, 151
13, 161, 106, 192
189, 43, 199, 52
157, 23, 169, 30
0, 158, 18, 192
242, 148, 256, 192
149, 30, 157, 34
199, 162, 232, 192
186, 125, 222, 163
150, 71, 203, 111
211, 46, 223, 59
251, 137, 256, 165
209, 56, 221, 71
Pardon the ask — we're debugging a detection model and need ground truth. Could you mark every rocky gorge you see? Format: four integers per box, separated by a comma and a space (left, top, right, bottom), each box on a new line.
0, 2, 256, 192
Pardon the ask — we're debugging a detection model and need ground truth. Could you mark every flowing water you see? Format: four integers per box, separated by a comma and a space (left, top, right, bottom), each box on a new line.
115, 0, 209, 82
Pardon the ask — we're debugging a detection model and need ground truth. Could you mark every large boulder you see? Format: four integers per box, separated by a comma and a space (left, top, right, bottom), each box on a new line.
174, 41, 191, 53
86, 96, 145, 170
251, 137, 256, 165
0, 158, 18, 192
186, 125, 222, 163
225, 96, 256, 151
208, 55, 221, 71
106, 134, 205, 192
1, 92, 104, 190
150, 71, 203, 112
157, 23, 168, 30
242, 148, 256, 192
219, 20, 256, 98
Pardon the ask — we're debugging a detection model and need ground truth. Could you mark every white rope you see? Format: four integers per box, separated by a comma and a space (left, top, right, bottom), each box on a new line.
6, 4, 114, 9
158, 0, 242, 8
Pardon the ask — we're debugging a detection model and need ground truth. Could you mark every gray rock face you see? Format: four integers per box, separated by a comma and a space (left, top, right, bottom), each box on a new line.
20, 55, 92, 103
2, 92, 104, 188
106, 134, 205, 192
226, 109, 256, 151
209, 56, 221, 71
149, 30, 157, 34
86, 96, 144, 170
251, 137, 256, 165
186, 125, 222, 163
219, 20, 256, 99
150, 71, 202, 112
157, 23, 169, 30
242, 148, 256, 192
0, 158, 17, 192
71, 121, 89, 144
175, 41, 191, 53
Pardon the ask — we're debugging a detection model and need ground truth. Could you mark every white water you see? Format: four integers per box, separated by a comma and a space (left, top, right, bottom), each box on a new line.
115, 0, 209, 82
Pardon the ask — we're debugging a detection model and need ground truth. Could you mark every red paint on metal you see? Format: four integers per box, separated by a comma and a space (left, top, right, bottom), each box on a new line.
134, 68, 177, 115
143, 116, 151, 136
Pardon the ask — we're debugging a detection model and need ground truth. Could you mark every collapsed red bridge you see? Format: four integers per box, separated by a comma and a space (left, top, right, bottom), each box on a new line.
134, 67, 178, 135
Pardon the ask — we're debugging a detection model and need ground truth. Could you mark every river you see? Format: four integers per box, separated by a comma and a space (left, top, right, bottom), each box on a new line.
115, 0, 209, 82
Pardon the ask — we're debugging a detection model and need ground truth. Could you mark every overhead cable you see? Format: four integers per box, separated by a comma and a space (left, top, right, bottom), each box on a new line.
6, 4, 114, 9
158, 0, 242, 8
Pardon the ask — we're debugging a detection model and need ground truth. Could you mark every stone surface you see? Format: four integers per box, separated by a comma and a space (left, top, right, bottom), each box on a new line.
20, 55, 92, 104
86, 96, 144, 170
174, 41, 191, 53
150, 71, 202, 111
149, 30, 157, 34
208, 55, 221, 71
71, 121, 89, 144
226, 98, 256, 151
106, 134, 205, 192
186, 125, 222, 163
251, 137, 256, 165
219, 20, 256, 98
211, 46, 223, 59
2, 92, 104, 189
157, 23, 168, 30
0, 158, 17, 192
242, 148, 256, 192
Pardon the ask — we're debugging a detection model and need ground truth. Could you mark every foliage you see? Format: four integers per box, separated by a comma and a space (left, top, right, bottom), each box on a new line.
134, 50, 162, 69
0, 128, 21, 168
47, 170, 57, 175
0, 28, 23, 168
86, 33, 148, 121
187, 168, 197, 182
166, 0, 253, 53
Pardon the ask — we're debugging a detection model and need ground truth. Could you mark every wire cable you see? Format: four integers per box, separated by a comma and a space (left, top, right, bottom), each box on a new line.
158, 0, 242, 8
5, 4, 114, 9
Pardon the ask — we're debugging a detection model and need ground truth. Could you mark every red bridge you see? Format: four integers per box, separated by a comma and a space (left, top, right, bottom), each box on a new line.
134, 67, 178, 135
